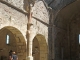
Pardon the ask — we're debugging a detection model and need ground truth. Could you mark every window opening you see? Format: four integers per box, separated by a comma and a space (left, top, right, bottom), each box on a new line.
6, 34, 10, 44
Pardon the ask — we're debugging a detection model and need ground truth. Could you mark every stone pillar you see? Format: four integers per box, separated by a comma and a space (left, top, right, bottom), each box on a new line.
27, 23, 36, 60
27, 29, 33, 60
26, 3, 36, 60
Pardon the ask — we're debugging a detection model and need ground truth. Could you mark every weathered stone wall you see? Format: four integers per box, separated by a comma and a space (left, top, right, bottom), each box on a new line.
32, 1, 49, 42
0, 1, 49, 60
0, 0, 49, 42
0, 0, 77, 60
0, 2, 28, 60
51, 25, 67, 60
3, 0, 25, 11
1, 0, 49, 42
0, 2, 27, 40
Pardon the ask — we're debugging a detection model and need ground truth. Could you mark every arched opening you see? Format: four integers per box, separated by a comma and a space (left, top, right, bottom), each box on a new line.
54, 0, 80, 60
0, 26, 26, 60
32, 34, 48, 60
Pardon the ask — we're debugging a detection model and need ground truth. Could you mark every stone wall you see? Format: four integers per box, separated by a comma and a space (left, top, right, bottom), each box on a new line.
0, 2, 27, 40
0, 1, 49, 60
0, 0, 49, 42
3, 0, 25, 11
32, 1, 49, 42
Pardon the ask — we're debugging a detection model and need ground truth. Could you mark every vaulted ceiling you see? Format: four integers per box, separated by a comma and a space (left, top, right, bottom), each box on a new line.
54, 0, 80, 29
44, 0, 76, 10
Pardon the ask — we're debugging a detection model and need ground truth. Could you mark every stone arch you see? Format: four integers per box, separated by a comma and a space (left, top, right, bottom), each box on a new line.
53, 0, 80, 60
33, 34, 48, 60
0, 26, 26, 60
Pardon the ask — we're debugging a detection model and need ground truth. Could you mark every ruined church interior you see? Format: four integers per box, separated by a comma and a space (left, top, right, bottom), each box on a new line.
0, 0, 80, 60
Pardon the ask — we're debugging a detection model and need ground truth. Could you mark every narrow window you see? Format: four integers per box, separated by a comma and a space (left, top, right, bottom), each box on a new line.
79, 34, 80, 44
6, 34, 10, 44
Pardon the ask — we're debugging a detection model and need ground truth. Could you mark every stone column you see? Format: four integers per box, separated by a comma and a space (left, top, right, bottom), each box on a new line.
26, 3, 36, 60
27, 24, 36, 60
